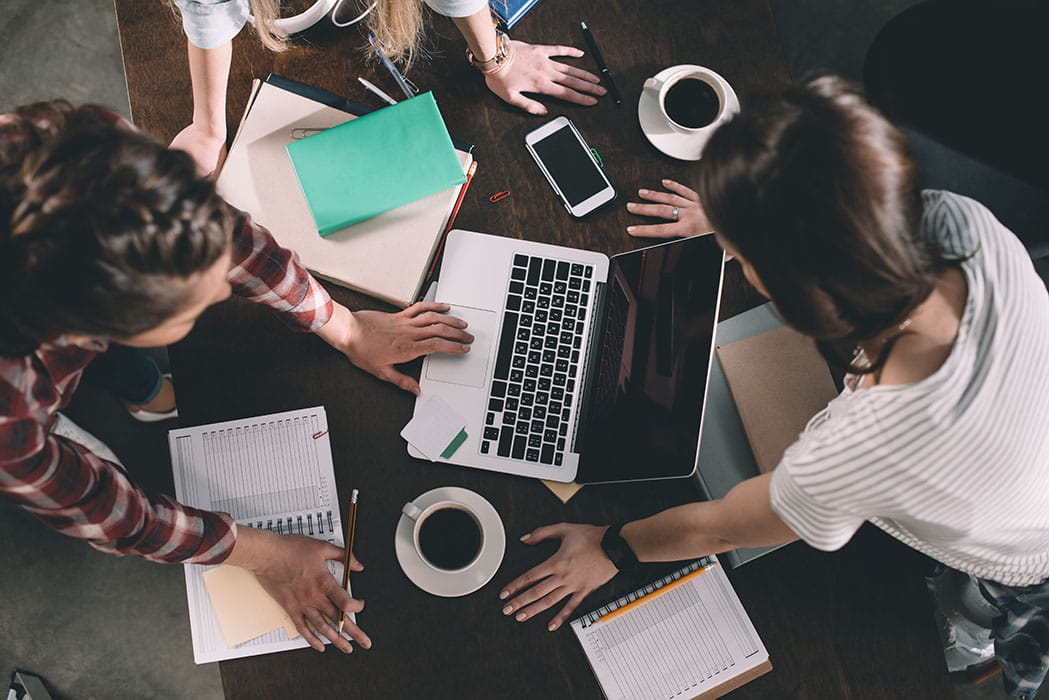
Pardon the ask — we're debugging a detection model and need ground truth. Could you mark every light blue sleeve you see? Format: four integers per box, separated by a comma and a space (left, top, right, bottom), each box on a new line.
423, 0, 489, 19
173, 0, 250, 49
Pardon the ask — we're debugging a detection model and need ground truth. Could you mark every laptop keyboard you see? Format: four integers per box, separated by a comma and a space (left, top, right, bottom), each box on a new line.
480, 254, 594, 466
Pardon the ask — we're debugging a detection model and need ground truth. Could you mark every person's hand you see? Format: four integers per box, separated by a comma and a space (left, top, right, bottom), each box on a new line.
228, 527, 371, 653
626, 179, 714, 239
498, 523, 617, 631
169, 122, 227, 177
485, 40, 606, 116
316, 302, 473, 395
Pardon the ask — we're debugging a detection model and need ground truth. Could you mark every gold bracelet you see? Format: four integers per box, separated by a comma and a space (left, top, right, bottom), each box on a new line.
466, 28, 513, 74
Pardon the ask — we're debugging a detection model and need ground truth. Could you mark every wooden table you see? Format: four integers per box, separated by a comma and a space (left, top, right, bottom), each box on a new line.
114, 0, 953, 697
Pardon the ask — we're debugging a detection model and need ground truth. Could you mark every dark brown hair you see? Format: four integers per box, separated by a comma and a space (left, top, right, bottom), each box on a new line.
696, 76, 952, 373
0, 101, 232, 357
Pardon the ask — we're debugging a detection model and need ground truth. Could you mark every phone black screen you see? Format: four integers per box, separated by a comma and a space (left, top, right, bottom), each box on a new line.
532, 126, 609, 207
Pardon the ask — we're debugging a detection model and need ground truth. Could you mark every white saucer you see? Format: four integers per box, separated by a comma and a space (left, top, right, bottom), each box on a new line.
395, 487, 505, 598
638, 65, 740, 161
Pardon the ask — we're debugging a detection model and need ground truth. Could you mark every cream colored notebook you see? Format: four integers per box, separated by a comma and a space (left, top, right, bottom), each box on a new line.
716, 325, 838, 473
217, 78, 472, 307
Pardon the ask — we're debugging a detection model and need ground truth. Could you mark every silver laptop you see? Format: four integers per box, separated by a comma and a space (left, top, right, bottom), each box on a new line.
408, 229, 725, 484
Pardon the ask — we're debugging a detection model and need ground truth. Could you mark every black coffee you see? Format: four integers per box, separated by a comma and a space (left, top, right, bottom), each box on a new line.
418, 507, 482, 570
663, 78, 721, 129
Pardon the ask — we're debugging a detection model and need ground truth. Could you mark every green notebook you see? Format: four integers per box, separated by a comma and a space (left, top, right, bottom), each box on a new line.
286, 92, 466, 236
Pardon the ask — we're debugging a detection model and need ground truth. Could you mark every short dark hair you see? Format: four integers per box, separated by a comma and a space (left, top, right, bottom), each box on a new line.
696, 76, 953, 372
0, 101, 232, 357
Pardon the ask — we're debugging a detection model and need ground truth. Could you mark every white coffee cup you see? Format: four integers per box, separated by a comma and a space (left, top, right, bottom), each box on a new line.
401, 499, 485, 572
643, 65, 738, 136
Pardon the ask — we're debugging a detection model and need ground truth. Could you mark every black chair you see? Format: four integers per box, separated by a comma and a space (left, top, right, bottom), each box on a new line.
864, 0, 1049, 262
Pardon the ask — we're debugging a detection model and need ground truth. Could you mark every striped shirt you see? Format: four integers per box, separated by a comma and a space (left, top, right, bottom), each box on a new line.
769, 190, 1049, 586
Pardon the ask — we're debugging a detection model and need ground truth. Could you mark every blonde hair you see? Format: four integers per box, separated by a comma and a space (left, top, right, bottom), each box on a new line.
170, 0, 429, 67
257, 0, 429, 68
366, 0, 427, 69
247, 0, 290, 52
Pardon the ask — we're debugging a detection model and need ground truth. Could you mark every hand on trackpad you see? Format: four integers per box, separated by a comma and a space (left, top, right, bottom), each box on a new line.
425, 305, 496, 388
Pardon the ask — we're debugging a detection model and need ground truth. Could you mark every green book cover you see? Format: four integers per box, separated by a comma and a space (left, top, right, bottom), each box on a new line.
286, 92, 466, 235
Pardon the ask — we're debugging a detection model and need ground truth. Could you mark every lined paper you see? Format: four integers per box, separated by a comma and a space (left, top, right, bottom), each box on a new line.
170, 407, 350, 664
571, 557, 768, 700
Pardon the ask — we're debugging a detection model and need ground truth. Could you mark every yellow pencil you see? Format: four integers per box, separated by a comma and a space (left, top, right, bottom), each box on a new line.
337, 489, 358, 635
597, 563, 712, 625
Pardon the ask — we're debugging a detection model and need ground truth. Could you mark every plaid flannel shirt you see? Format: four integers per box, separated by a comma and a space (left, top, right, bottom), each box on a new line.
1, 116, 333, 562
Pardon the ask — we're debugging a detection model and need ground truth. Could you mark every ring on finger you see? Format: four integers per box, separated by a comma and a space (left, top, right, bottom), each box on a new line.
671, 206, 679, 221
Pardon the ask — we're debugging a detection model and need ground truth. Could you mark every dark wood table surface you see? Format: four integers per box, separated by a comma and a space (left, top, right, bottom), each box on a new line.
114, 0, 953, 697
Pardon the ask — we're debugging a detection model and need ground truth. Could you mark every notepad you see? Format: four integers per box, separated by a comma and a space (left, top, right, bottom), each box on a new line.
169, 407, 351, 664
571, 557, 771, 700
217, 76, 472, 307
286, 91, 467, 235
489, 0, 541, 28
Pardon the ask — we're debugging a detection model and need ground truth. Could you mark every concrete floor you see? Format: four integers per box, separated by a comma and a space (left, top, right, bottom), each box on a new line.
0, 0, 1036, 698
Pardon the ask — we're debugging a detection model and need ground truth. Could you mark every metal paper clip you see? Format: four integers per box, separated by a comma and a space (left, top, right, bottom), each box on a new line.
291, 128, 325, 139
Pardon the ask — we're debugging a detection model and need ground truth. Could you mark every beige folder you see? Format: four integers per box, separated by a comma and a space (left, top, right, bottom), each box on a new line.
216, 78, 472, 308
716, 325, 838, 473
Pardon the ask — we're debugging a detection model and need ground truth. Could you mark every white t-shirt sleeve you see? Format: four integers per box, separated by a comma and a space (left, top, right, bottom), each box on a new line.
174, 0, 250, 49
423, 0, 489, 18
769, 459, 865, 551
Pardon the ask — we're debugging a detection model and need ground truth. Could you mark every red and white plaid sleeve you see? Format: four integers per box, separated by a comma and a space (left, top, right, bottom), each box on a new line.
226, 212, 334, 332
0, 366, 236, 564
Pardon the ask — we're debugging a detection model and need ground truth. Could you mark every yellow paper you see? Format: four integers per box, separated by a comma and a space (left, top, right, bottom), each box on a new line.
202, 564, 300, 647
542, 479, 583, 503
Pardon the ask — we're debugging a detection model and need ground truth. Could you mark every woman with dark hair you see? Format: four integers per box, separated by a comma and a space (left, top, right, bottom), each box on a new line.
0, 101, 473, 655
499, 78, 1049, 699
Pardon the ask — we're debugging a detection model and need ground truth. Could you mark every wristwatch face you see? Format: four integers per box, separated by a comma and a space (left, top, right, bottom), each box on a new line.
602, 528, 636, 571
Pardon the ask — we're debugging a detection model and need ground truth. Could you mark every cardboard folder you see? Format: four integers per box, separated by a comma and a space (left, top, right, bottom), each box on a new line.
716, 324, 838, 473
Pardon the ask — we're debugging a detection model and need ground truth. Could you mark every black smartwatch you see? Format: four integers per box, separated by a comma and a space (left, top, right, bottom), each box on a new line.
601, 523, 640, 572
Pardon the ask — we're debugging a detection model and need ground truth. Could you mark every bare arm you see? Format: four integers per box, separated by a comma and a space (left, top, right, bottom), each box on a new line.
451, 7, 605, 116
169, 39, 232, 175
499, 473, 799, 630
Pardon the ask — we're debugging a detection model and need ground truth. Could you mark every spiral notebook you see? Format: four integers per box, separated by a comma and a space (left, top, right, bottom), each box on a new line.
571, 557, 771, 700
169, 406, 349, 664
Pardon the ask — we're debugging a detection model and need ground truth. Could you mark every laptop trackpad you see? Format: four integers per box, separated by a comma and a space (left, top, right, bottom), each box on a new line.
425, 305, 496, 388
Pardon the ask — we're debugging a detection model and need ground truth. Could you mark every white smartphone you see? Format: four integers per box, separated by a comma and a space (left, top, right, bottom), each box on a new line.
524, 116, 616, 217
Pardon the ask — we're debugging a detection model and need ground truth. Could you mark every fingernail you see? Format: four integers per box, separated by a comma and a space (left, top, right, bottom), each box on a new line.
502, 605, 513, 615
520, 533, 531, 541
627, 226, 635, 233
626, 202, 636, 210
662, 179, 671, 184
638, 189, 648, 195
499, 590, 509, 600
548, 622, 558, 631
515, 612, 526, 621
462, 344, 471, 352
363, 639, 372, 649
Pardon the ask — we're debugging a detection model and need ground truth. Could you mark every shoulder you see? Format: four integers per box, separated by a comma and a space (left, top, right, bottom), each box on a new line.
422, 0, 489, 18
173, 0, 250, 49
921, 189, 1029, 263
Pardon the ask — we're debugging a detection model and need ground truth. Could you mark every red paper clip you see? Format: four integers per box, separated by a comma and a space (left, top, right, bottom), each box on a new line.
489, 190, 511, 203
312, 429, 329, 440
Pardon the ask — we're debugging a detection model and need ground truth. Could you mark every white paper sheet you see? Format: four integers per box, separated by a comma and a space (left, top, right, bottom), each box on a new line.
169, 406, 351, 664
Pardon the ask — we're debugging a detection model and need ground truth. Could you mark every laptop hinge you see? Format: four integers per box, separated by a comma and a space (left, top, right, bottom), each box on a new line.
570, 279, 608, 454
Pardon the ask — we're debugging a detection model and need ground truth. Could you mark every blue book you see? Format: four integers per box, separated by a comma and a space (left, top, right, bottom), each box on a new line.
489, 0, 540, 28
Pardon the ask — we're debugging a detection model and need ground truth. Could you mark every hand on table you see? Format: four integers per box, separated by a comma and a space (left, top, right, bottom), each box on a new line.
486, 40, 606, 116
317, 302, 473, 395
229, 527, 370, 653
626, 179, 714, 239
169, 122, 227, 178
498, 523, 617, 631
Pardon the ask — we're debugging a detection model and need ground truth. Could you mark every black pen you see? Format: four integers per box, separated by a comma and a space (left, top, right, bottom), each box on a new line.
580, 21, 621, 106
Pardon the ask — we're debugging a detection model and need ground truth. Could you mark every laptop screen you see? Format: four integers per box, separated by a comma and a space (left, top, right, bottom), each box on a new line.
576, 235, 725, 483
